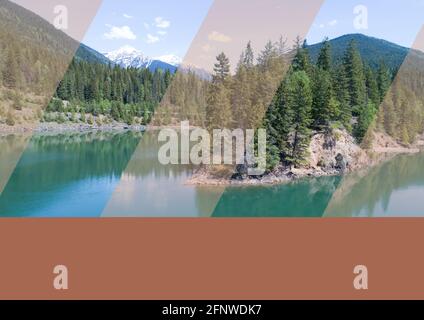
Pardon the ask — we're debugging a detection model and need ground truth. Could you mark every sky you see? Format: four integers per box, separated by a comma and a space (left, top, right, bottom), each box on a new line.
82, 0, 213, 58
81, 0, 424, 59
307, 0, 424, 48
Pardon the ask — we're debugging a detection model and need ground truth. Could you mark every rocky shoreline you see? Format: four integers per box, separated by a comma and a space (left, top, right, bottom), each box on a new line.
187, 129, 423, 186
0, 121, 146, 136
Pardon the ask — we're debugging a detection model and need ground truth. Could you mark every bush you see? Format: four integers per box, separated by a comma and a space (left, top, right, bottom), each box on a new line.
6, 112, 15, 126
13, 98, 23, 110
57, 113, 67, 124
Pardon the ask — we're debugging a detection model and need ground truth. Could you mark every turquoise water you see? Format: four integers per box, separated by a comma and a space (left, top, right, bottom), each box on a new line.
1, 131, 424, 217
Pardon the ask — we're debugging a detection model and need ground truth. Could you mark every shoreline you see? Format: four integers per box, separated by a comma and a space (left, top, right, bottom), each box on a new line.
0, 122, 146, 136
186, 150, 418, 187
2, 123, 423, 187
186, 130, 424, 187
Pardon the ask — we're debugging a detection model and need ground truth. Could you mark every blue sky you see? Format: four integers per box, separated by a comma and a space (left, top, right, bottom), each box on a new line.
82, 0, 424, 58
307, 0, 424, 48
82, 0, 213, 57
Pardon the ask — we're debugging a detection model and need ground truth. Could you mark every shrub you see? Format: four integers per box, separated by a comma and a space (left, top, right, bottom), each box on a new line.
6, 112, 15, 126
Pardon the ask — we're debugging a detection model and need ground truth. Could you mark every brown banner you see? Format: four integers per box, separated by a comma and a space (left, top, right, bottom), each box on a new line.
0, 218, 422, 300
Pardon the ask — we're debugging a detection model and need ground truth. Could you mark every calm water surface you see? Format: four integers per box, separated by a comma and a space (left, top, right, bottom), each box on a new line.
0, 131, 424, 217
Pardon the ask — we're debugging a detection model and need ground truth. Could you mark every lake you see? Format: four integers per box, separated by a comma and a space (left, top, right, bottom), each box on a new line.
0, 131, 423, 217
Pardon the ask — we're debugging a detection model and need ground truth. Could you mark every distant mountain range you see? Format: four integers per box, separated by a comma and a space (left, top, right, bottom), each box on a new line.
80, 33, 424, 75
104, 45, 180, 73
307, 33, 416, 70
2, 0, 423, 77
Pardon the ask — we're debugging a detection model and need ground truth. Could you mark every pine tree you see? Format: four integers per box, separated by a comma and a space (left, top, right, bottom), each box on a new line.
292, 38, 311, 74
333, 64, 352, 130
213, 52, 230, 83
2, 48, 18, 88
276, 36, 287, 56
354, 101, 377, 142
232, 63, 253, 129
312, 40, 336, 129
377, 62, 391, 103
242, 41, 254, 68
285, 71, 313, 166
312, 68, 334, 129
317, 38, 331, 72
343, 40, 366, 114
206, 82, 232, 129
207, 53, 232, 129
381, 92, 396, 136
365, 66, 380, 107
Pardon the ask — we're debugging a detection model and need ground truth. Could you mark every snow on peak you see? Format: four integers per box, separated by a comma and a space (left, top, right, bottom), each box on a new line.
153, 54, 182, 67
105, 46, 150, 68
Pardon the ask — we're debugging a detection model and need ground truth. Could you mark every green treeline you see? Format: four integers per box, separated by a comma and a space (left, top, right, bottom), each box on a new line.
205, 37, 420, 170
47, 60, 172, 124
264, 38, 391, 168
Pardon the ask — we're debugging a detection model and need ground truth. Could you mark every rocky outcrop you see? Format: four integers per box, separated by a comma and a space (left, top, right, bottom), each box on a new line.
308, 129, 368, 174
187, 129, 372, 186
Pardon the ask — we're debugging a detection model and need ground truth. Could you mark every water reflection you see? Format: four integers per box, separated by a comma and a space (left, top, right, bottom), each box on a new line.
212, 176, 341, 217
0, 131, 141, 216
324, 153, 424, 217
1, 131, 424, 217
0, 134, 31, 195
102, 130, 224, 217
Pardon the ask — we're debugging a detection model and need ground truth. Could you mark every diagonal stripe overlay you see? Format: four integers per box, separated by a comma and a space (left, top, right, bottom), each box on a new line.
102, 0, 324, 217
0, 0, 103, 195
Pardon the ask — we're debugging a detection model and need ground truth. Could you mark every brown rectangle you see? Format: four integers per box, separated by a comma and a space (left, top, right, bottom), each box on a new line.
0, 218, 421, 300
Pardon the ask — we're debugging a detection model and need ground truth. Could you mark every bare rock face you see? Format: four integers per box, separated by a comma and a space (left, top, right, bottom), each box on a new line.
309, 129, 366, 173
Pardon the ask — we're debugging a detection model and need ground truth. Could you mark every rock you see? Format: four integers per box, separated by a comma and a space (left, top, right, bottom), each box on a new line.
335, 153, 347, 172
323, 134, 336, 150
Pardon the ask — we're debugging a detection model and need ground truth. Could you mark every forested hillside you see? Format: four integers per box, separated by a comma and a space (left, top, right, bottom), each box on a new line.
308, 33, 412, 71
0, 0, 111, 128
47, 60, 172, 125
204, 35, 424, 172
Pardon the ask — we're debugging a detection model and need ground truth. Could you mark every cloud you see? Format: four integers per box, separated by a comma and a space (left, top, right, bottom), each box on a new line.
155, 17, 171, 29
328, 19, 338, 27
104, 25, 137, 40
208, 31, 232, 43
202, 43, 212, 52
317, 19, 338, 29
147, 34, 160, 44
157, 30, 167, 36
123, 14, 133, 19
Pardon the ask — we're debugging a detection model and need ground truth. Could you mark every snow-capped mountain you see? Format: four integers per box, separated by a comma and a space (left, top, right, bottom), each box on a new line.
153, 54, 182, 67
105, 46, 180, 72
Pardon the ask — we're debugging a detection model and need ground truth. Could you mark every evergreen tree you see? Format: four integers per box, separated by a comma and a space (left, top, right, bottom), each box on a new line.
285, 71, 313, 166
317, 38, 331, 72
333, 64, 352, 130
365, 66, 380, 107
242, 41, 254, 68
292, 37, 311, 73
354, 101, 377, 142
2, 48, 18, 88
377, 62, 391, 103
312, 68, 335, 129
213, 52, 230, 83
313, 40, 336, 129
207, 53, 232, 129
343, 40, 366, 114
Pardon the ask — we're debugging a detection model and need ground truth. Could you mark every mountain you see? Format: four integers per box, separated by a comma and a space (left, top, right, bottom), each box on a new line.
105, 46, 178, 73
0, 0, 111, 66
76, 43, 112, 65
308, 33, 416, 70
154, 54, 182, 67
